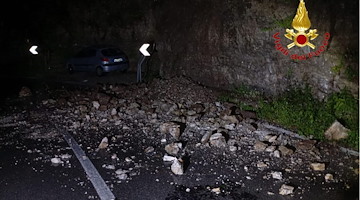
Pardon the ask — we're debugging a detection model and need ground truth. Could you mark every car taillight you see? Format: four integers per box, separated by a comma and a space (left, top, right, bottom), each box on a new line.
101, 58, 110, 62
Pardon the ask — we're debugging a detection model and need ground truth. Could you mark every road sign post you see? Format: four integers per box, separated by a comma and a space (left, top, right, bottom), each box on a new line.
137, 43, 152, 83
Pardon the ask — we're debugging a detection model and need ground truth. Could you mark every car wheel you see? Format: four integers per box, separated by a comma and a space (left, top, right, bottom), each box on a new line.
68, 65, 74, 74
96, 67, 104, 76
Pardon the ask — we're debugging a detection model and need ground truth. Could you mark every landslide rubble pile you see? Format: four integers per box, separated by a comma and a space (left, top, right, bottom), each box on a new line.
0, 77, 358, 199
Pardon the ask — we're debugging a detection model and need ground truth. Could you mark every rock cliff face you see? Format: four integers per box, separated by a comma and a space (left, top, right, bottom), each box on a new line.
147, 0, 358, 98
13, 0, 357, 98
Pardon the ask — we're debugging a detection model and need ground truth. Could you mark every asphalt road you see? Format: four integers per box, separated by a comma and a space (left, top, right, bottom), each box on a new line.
0, 122, 358, 200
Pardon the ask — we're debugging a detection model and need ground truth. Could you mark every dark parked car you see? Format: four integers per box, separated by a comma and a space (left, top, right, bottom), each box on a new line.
66, 45, 129, 76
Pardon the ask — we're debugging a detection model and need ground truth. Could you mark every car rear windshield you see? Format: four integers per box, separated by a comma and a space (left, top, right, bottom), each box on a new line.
101, 48, 124, 56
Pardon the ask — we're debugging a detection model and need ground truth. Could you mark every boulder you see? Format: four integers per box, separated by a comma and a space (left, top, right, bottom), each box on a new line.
324, 121, 350, 141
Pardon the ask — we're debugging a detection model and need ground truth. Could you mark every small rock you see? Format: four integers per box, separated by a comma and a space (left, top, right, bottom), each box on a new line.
92, 101, 100, 109
278, 145, 294, 156
254, 141, 268, 152
265, 145, 276, 152
257, 161, 268, 169
169, 126, 181, 140
165, 142, 182, 155
185, 188, 191, 192
271, 171, 283, 180
325, 173, 334, 182
111, 108, 117, 116
222, 115, 239, 124
268, 135, 278, 143
51, 157, 62, 164
98, 137, 109, 149
60, 154, 72, 160
201, 132, 212, 144
310, 163, 326, 171
244, 166, 249, 172
144, 146, 155, 154
267, 192, 275, 196
324, 120, 350, 141
129, 102, 140, 109
103, 164, 115, 170
224, 124, 235, 130
279, 184, 294, 195
272, 150, 281, 158
160, 122, 181, 139
115, 169, 129, 175
159, 122, 176, 134
209, 133, 227, 148
125, 157, 132, 162
116, 173, 128, 180
163, 155, 177, 162
229, 145, 237, 152
171, 159, 184, 175
211, 187, 221, 194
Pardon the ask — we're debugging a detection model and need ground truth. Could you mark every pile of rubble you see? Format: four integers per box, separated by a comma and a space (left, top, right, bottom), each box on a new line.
1, 76, 359, 199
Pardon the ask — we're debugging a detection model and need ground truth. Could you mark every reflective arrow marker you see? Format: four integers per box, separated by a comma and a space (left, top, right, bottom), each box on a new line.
29, 45, 38, 55
139, 43, 150, 56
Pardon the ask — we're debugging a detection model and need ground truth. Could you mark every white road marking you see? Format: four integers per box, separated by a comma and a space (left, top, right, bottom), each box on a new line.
61, 130, 116, 200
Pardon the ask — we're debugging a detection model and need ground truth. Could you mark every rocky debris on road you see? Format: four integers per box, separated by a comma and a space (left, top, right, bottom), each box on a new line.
0, 76, 358, 200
